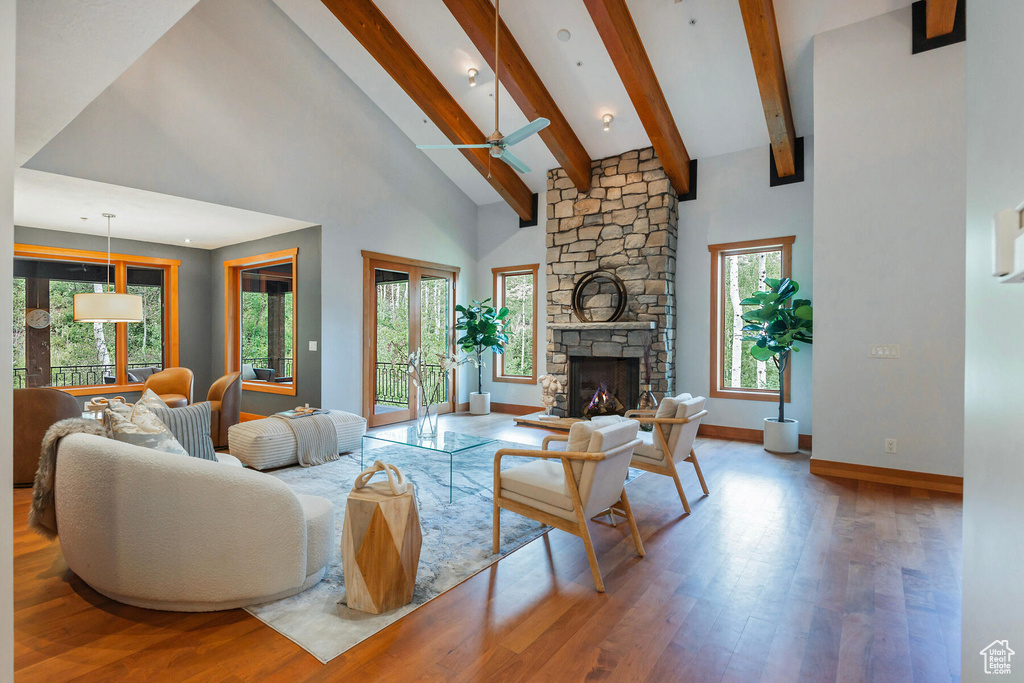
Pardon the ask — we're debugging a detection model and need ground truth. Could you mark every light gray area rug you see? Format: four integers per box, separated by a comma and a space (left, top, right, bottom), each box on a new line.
244, 440, 553, 663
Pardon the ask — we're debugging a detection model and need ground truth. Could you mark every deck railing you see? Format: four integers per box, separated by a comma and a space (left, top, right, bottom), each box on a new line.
241, 357, 294, 378
13, 361, 164, 389
375, 362, 445, 407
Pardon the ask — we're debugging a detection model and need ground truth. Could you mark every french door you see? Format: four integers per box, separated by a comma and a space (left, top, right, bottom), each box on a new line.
362, 252, 457, 427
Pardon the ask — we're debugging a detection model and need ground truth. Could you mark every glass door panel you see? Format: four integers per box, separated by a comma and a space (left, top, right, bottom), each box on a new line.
419, 272, 452, 410
373, 267, 414, 424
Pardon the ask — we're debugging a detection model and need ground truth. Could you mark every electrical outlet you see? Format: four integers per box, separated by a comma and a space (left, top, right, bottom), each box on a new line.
885, 438, 897, 454
869, 344, 900, 359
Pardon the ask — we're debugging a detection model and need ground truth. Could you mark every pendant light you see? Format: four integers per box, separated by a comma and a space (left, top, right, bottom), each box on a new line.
73, 213, 144, 323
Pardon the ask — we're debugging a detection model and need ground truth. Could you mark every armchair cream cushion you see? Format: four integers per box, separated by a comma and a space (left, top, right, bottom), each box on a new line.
499, 420, 640, 521
633, 395, 705, 466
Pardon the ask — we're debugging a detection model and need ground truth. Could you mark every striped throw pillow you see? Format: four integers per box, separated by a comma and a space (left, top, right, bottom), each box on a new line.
152, 402, 217, 461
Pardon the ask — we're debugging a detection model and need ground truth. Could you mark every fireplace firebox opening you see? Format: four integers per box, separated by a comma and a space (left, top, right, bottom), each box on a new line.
568, 356, 640, 418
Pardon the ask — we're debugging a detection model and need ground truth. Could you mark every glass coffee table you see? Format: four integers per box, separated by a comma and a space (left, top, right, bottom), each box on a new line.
361, 427, 496, 503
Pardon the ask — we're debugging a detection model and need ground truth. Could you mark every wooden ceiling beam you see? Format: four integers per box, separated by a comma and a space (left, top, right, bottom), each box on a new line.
582, 0, 691, 195
926, 0, 958, 39
320, 0, 536, 221
738, 0, 798, 178
441, 0, 593, 193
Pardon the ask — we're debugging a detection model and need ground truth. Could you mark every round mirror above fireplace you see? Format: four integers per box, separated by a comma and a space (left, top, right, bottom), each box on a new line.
571, 270, 627, 323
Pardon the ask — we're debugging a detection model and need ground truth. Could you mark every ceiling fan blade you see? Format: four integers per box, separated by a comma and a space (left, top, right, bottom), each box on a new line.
498, 148, 532, 174
500, 118, 550, 147
416, 144, 491, 149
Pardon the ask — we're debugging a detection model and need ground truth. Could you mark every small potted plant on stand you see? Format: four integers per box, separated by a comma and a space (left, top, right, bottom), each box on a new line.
741, 277, 812, 453
455, 298, 508, 415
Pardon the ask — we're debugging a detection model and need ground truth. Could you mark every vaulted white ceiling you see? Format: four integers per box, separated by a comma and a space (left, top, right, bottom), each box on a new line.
14, 0, 916, 235
274, 0, 915, 203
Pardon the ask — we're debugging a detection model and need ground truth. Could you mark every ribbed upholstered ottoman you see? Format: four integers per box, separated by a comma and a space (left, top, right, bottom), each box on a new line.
227, 411, 366, 470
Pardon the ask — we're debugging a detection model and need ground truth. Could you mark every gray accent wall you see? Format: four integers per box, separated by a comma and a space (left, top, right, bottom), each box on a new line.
210, 226, 321, 416
15, 225, 214, 407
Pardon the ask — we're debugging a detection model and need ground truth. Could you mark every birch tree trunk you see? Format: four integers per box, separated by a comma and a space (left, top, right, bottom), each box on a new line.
92, 283, 111, 368
756, 253, 768, 389
728, 257, 743, 387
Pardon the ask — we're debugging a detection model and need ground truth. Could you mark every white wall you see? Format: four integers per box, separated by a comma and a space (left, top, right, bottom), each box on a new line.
812, 7, 965, 476
1, 0, 14, 673
676, 141, 814, 433
962, 1, 1024, 675
475, 200, 546, 408
21, 0, 481, 413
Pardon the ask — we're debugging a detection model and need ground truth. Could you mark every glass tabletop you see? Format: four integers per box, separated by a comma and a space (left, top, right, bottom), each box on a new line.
363, 426, 495, 454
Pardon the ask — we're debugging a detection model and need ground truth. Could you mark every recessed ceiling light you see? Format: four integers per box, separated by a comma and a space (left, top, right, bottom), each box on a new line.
467, 68, 478, 87
80, 217, 88, 221
557, 29, 571, 42
602, 113, 614, 132
184, 239, 191, 243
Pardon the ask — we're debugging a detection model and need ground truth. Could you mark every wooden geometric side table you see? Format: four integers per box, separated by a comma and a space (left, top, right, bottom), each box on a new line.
342, 471, 422, 614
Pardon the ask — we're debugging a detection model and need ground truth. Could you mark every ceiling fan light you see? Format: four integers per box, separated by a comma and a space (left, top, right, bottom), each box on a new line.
468, 68, 478, 87
602, 113, 614, 131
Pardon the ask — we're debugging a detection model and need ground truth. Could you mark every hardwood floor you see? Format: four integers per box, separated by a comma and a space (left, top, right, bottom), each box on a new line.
12, 413, 963, 682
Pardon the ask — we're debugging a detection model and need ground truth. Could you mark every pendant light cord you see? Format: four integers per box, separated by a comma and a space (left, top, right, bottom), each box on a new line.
102, 213, 114, 294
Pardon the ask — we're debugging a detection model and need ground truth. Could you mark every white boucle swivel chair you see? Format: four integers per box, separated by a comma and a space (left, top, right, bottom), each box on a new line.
55, 433, 334, 611
493, 419, 643, 592
625, 394, 709, 513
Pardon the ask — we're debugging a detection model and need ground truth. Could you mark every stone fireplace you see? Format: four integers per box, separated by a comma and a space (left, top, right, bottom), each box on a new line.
545, 147, 678, 417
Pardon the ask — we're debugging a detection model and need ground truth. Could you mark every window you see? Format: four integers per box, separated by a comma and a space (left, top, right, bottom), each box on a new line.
225, 249, 297, 396
13, 245, 179, 394
492, 264, 538, 384
708, 237, 794, 402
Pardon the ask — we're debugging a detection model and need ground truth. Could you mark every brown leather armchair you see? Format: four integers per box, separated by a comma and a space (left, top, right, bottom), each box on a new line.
143, 367, 194, 408
207, 372, 241, 449
14, 388, 82, 487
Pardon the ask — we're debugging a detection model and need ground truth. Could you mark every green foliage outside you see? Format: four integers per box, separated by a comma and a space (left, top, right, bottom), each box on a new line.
240, 290, 293, 364
722, 251, 781, 390
12, 277, 163, 386
500, 273, 533, 377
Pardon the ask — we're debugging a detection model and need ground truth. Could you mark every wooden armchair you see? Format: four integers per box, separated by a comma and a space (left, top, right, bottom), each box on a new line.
493, 419, 644, 592
625, 394, 709, 513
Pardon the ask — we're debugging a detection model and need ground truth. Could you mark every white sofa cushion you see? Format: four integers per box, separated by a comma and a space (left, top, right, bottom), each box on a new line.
297, 494, 335, 577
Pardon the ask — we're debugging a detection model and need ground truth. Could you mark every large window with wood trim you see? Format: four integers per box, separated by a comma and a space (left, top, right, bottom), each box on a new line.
709, 237, 794, 402
13, 245, 180, 394
224, 249, 298, 396
492, 264, 538, 383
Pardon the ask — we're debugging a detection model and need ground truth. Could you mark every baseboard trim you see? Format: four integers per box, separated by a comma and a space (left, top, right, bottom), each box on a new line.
239, 412, 265, 422
455, 402, 541, 415
809, 459, 963, 494
698, 423, 812, 450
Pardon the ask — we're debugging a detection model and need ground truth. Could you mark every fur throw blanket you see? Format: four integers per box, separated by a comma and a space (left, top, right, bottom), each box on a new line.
29, 418, 106, 539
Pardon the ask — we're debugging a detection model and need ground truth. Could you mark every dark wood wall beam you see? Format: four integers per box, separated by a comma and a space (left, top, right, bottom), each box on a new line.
442, 0, 593, 192
582, 0, 691, 195
321, 0, 535, 221
738, 0, 797, 178
926, 0, 958, 38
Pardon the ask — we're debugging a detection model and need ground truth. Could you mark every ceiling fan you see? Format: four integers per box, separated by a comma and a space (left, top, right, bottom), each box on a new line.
416, 0, 549, 175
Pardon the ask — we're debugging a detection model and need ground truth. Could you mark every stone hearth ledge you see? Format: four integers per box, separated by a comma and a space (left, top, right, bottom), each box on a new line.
549, 322, 656, 331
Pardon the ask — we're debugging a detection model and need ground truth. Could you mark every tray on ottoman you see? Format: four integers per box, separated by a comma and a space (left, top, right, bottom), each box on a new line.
228, 410, 366, 470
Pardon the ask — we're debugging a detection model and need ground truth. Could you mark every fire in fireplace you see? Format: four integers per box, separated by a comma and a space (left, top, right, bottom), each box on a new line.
568, 356, 640, 418
584, 382, 625, 418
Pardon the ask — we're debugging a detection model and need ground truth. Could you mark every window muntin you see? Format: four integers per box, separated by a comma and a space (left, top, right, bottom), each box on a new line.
709, 237, 794, 402
493, 265, 538, 383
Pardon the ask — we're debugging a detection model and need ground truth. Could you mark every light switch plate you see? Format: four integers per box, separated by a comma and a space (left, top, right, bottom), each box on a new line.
309, 341, 318, 352
869, 344, 900, 359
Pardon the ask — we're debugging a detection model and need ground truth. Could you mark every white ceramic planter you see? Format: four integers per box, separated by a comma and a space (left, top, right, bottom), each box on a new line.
469, 392, 491, 415
763, 418, 799, 453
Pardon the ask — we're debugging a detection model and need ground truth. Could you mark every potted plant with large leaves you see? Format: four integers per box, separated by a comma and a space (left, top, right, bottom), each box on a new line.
741, 277, 812, 453
455, 298, 509, 415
